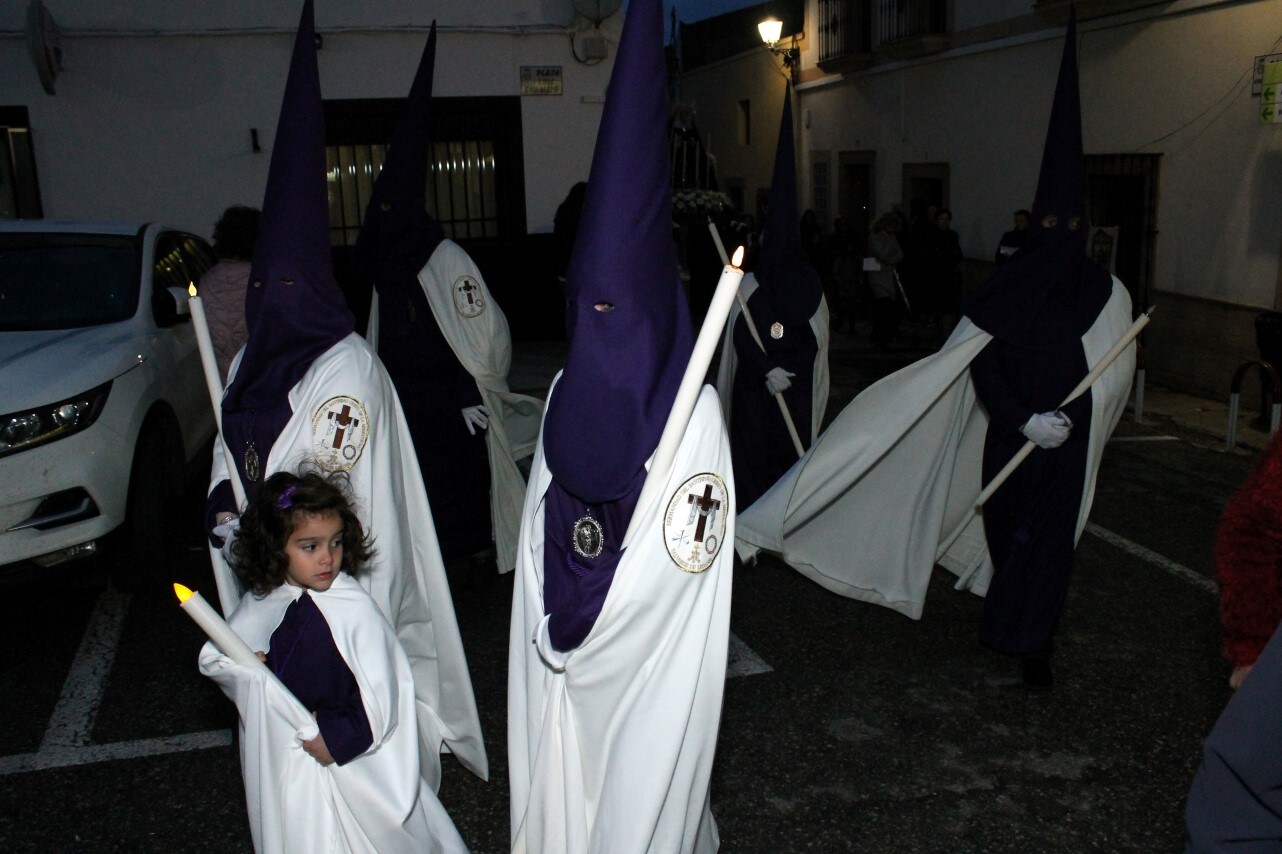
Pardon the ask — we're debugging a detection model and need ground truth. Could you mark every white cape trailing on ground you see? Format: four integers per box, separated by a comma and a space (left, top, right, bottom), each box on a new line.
735, 278, 1135, 620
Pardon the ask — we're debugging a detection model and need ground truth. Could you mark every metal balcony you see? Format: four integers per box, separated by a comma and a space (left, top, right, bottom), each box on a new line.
875, 0, 950, 60
817, 0, 873, 73
817, 0, 950, 71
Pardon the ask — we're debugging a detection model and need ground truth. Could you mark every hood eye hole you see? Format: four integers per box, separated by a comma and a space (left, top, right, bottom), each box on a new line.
593, 302, 615, 313
379, 202, 391, 212
251, 280, 262, 289
1068, 216, 1082, 231
279, 276, 295, 285
1041, 214, 1059, 229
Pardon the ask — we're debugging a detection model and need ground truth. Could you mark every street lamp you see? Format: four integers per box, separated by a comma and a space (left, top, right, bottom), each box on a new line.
758, 17, 798, 85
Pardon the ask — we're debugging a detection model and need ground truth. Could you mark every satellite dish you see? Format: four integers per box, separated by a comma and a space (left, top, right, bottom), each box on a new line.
571, 0, 623, 27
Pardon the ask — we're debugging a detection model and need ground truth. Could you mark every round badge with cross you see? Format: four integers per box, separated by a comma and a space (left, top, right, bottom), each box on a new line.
311, 396, 370, 472
663, 472, 729, 573
453, 275, 487, 318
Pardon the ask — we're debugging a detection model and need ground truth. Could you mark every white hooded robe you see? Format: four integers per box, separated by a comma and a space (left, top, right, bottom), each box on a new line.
209, 331, 487, 787
199, 574, 468, 854
508, 383, 734, 853
368, 238, 544, 573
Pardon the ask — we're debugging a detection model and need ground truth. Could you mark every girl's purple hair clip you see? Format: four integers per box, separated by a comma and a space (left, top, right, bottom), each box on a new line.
276, 483, 300, 510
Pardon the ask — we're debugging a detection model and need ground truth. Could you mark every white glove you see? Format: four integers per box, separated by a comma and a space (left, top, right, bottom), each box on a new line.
212, 515, 241, 564
764, 367, 796, 396
461, 405, 490, 435
1020, 411, 1072, 449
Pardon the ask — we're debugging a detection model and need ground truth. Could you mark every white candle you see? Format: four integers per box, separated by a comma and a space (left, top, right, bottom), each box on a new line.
174, 582, 263, 667
622, 246, 745, 548
176, 583, 318, 733
187, 284, 247, 510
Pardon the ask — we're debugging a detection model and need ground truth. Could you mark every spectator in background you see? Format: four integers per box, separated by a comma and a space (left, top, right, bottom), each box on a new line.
995, 209, 1031, 264
866, 212, 905, 349
199, 204, 260, 382
922, 207, 963, 328
829, 216, 861, 334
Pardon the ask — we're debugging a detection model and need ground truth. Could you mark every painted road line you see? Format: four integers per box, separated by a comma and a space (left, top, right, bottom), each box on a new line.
0, 730, 232, 776
1084, 522, 1216, 594
40, 589, 131, 750
727, 631, 773, 678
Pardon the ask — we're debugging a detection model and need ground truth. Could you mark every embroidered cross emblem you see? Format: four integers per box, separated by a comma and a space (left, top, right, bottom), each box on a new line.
686, 484, 722, 544
328, 404, 360, 449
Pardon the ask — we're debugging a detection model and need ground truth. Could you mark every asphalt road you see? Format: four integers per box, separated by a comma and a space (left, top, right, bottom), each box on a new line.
0, 322, 1257, 852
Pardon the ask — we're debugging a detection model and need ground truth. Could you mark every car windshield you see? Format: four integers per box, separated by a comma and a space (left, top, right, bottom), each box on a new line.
0, 233, 141, 331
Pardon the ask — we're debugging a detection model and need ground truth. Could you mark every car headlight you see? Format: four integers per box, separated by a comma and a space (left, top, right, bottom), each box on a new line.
0, 381, 112, 458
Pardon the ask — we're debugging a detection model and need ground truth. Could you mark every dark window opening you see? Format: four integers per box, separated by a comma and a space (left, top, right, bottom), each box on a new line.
0, 106, 43, 219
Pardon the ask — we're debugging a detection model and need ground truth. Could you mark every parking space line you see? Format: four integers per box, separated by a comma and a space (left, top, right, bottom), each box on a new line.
0, 729, 232, 776
727, 631, 772, 678
1, 591, 770, 776
40, 588, 131, 750
1084, 522, 1216, 594
0, 587, 235, 777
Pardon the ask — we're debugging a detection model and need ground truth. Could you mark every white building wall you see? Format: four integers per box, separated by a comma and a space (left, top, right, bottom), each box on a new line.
682, 0, 1282, 397
0, 1, 620, 236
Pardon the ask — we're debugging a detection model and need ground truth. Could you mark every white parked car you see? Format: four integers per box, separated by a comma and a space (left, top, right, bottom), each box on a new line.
0, 221, 219, 586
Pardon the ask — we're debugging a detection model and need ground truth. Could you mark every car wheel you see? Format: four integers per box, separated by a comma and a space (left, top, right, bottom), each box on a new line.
109, 424, 175, 593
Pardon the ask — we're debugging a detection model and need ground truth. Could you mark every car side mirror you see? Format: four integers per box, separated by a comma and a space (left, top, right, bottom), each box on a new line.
154, 286, 192, 327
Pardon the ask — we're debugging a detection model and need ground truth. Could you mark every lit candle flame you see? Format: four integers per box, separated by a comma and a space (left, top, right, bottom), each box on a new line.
174, 582, 194, 603
731, 245, 745, 268
187, 282, 197, 297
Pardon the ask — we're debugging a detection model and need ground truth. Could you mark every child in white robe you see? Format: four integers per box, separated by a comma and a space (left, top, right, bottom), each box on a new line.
200, 471, 467, 854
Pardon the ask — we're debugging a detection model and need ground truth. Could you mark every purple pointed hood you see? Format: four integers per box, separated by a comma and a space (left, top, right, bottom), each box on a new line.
752, 87, 823, 325
542, 0, 693, 504
354, 21, 446, 298
221, 0, 354, 494
964, 3, 1111, 349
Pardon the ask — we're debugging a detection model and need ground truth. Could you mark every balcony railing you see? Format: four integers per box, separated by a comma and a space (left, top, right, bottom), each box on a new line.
876, 0, 947, 46
818, 0, 872, 68
817, 0, 949, 69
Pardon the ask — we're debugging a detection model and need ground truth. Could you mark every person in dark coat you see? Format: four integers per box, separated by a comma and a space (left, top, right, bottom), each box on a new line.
995, 209, 1031, 264
964, 4, 1113, 690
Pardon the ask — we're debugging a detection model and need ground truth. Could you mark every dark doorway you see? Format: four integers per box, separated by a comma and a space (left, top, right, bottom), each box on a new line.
838, 150, 875, 257
1085, 153, 1160, 315
902, 162, 949, 223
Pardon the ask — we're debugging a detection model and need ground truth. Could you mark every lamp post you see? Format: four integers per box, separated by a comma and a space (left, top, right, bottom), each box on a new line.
758, 17, 799, 85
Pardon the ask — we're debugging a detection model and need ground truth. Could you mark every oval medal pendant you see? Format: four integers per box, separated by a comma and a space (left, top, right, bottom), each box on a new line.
770, 321, 784, 339
244, 443, 260, 482
572, 514, 604, 559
